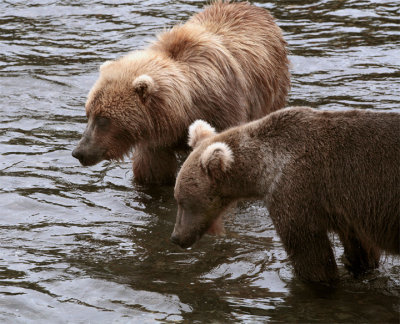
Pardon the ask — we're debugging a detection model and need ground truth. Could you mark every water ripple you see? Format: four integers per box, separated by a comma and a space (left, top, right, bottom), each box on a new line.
1, 0, 399, 322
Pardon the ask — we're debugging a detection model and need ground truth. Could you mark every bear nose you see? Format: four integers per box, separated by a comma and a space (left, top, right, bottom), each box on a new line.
170, 233, 180, 246
72, 147, 83, 161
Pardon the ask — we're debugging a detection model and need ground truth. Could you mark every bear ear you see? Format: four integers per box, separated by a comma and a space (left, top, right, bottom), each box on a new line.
99, 60, 114, 72
133, 74, 155, 103
200, 142, 234, 178
188, 120, 217, 148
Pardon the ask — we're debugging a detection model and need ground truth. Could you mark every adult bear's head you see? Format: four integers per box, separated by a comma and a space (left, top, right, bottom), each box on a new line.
72, 51, 191, 166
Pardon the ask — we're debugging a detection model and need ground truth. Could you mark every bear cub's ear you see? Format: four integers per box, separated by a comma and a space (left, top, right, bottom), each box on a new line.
200, 142, 234, 178
133, 75, 155, 102
188, 120, 217, 148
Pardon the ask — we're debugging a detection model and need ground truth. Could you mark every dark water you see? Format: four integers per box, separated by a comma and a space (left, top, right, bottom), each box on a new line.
1, 0, 399, 322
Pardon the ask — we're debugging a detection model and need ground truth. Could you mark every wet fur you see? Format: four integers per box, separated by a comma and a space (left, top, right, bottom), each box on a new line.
77, 1, 290, 184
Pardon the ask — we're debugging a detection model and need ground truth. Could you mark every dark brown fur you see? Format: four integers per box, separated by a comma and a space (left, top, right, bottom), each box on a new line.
72, 1, 290, 184
172, 107, 400, 284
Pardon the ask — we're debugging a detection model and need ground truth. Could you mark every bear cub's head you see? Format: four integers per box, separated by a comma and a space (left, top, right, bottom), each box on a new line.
171, 120, 235, 248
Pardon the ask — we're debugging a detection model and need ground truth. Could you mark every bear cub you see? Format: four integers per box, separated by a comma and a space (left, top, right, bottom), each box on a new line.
171, 107, 400, 284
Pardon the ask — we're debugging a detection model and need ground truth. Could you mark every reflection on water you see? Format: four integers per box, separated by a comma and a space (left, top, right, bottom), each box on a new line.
1, 0, 399, 322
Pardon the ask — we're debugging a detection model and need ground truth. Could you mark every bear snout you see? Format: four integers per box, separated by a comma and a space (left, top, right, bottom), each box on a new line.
170, 233, 182, 246
72, 147, 84, 161
170, 231, 197, 249
72, 146, 92, 166
170, 233, 189, 248
71, 144, 104, 166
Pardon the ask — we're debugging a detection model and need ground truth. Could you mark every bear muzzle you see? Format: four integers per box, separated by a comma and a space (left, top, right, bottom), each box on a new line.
170, 230, 199, 249
72, 140, 106, 166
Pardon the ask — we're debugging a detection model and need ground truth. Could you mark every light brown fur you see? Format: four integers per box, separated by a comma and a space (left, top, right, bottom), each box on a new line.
172, 107, 400, 284
72, 1, 290, 184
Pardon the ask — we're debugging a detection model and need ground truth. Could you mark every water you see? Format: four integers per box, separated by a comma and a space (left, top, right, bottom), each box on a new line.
1, 0, 399, 322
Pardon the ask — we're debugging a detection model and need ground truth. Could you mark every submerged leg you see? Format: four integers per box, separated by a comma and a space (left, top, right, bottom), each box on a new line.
338, 226, 380, 276
270, 207, 338, 284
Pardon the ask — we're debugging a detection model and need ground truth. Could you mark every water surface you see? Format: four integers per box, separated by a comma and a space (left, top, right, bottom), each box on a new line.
1, 0, 399, 322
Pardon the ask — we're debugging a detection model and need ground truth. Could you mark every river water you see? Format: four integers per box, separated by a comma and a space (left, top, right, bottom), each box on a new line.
1, 0, 399, 323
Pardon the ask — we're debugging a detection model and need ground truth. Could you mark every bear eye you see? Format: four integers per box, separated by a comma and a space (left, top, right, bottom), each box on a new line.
95, 116, 110, 128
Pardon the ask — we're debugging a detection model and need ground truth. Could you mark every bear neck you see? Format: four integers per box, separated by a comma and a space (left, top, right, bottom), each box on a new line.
221, 133, 291, 203
221, 148, 267, 201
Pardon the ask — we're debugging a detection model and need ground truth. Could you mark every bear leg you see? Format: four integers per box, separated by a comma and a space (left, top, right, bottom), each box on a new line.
272, 211, 338, 284
338, 227, 381, 277
288, 230, 338, 284
132, 146, 178, 185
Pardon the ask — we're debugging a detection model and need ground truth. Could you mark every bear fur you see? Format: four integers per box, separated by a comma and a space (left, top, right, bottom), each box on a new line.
72, 1, 290, 184
171, 107, 400, 284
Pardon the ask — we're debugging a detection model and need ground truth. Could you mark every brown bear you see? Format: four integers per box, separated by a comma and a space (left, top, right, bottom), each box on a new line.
171, 107, 400, 284
71, 1, 290, 184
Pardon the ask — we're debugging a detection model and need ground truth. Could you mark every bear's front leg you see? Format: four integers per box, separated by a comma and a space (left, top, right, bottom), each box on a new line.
271, 209, 338, 284
337, 226, 380, 277
132, 146, 178, 185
